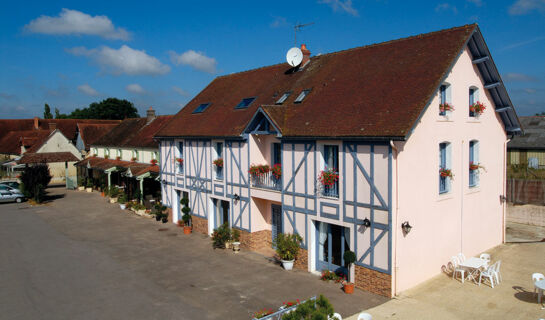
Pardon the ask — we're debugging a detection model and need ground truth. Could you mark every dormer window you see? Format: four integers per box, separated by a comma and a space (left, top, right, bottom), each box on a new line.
294, 89, 311, 103
193, 103, 211, 114
235, 97, 256, 109
276, 92, 292, 105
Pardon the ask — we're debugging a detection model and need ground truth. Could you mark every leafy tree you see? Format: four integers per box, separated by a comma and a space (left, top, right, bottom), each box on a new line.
55, 108, 69, 119
20, 164, 52, 203
536, 112, 545, 116
70, 98, 139, 119
43, 103, 53, 119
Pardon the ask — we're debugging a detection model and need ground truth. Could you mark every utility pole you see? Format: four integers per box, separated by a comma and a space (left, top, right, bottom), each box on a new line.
294, 22, 315, 46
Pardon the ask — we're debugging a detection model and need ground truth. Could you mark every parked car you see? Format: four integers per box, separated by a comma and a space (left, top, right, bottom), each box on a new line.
0, 184, 25, 203
0, 181, 20, 190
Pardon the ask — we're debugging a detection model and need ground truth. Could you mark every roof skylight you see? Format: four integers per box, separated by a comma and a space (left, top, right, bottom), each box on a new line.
294, 89, 311, 103
235, 97, 256, 109
193, 103, 211, 114
275, 91, 292, 105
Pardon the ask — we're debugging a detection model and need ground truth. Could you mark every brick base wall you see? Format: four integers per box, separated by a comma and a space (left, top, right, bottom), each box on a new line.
239, 229, 272, 251
191, 215, 208, 235
294, 248, 308, 270
166, 208, 173, 223
354, 265, 391, 297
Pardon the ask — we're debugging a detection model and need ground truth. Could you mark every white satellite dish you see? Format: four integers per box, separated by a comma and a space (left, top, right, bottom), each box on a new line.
286, 47, 303, 67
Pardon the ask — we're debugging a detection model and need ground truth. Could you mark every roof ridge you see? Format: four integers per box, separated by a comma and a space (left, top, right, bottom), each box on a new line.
214, 24, 477, 80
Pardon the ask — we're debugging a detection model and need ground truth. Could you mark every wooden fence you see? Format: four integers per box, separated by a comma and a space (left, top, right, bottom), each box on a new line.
507, 179, 545, 205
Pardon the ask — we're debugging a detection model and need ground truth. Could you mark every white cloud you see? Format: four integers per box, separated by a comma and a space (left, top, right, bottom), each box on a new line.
126, 83, 145, 94
77, 84, 99, 96
319, 0, 359, 16
435, 3, 459, 14
172, 86, 190, 97
501, 36, 545, 51
168, 50, 217, 74
24, 8, 130, 40
270, 16, 289, 28
67, 45, 170, 76
524, 88, 537, 94
503, 72, 537, 82
509, 0, 545, 15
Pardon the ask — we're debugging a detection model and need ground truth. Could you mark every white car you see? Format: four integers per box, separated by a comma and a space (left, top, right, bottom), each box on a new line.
0, 184, 25, 203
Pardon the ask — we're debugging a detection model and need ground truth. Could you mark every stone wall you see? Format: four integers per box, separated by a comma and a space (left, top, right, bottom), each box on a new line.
508, 203, 545, 227
191, 215, 208, 234
294, 248, 308, 270
354, 265, 391, 297
239, 229, 272, 251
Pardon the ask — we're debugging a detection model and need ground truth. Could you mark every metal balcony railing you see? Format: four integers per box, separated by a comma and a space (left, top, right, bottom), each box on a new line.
250, 172, 281, 191
215, 166, 223, 180
321, 183, 339, 198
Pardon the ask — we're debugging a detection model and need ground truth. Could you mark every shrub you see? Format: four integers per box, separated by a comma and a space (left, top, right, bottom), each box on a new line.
211, 223, 231, 248
281, 295, 335, 320
180, 197, 191, 226
232, 228, 240, 242
108, 186, 120, 198
19, 164, 51, 203
133, 189, 142, 202
343, 250, 357, 283
118, 193, 127, 204
274, 233, 303, 261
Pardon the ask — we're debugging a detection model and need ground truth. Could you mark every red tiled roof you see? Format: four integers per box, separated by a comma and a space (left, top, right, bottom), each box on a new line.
156, 24, 477, 138
0, 130, 51, 155
93, 116, 173, 149
18, 152, 79, 164
77, 123, 118, 150
75, 157, 159, 177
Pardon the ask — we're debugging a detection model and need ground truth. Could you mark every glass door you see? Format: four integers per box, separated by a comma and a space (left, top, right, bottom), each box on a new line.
316, 221, 350, 273
271, 204, 282, 248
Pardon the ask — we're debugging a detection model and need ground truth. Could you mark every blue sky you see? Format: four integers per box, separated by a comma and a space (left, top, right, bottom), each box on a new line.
0, 0, 544, 118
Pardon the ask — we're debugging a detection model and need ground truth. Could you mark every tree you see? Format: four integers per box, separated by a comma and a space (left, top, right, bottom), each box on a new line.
54, 108, 69, 119
69, 98, 139, 120
43, 104, 53, 119
20, 164, 52, 203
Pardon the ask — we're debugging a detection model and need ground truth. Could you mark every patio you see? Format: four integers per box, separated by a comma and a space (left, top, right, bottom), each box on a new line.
347, 222, 545, 319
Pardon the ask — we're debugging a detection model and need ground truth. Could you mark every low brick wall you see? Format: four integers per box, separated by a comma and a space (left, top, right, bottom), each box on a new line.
191, 215, 208, 234
508, 203, 545, 227
354, 265, 391, 297
239, 229, 272, 251
294, 248, 308, 270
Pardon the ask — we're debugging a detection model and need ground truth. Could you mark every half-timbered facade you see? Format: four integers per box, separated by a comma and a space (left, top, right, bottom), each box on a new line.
155, 25, 521, 297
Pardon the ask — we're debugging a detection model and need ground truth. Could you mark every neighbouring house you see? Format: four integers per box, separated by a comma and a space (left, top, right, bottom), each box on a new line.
75, 123, 120, 157
155, 24, 521, 297
507, 116, 544, 168
75, 108, 172, 203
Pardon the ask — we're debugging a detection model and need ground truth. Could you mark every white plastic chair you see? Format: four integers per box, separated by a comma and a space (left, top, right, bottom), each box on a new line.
451, 256, 466, 283
479, 253, 491, 264
479, 261, 498, 288
533, 273, 544, 299
357, 313, 372, 320
457, 253, 466, 263
330, 312, 342, 320
494, 260, 502, 284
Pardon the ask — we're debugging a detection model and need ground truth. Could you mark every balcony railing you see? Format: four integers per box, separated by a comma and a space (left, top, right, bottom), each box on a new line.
250, 172, 281, 191
215, 166, 223, 180
321, 183, 339, 198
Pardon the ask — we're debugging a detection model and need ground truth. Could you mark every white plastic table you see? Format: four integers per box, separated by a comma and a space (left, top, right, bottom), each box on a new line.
459, 257, 488, 284
535, 280, 545, 303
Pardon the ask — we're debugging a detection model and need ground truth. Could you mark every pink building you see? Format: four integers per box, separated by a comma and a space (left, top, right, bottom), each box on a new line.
155, 24, 521, 297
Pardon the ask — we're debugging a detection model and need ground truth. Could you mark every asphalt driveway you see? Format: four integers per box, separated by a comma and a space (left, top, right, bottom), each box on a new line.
0, 187, 387, 319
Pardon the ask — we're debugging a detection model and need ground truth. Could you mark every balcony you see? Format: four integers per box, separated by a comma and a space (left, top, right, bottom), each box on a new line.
321, 183, 339, 198
250, 171, 281, 191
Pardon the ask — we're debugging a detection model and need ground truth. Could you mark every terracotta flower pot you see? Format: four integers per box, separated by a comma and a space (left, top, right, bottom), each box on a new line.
344, 282, 355, 294
183, 226, 192, 234
101, 192, 105, 197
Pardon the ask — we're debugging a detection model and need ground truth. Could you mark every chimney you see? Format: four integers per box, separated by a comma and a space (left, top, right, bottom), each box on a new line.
301, 44, 311, 67
34, 117, 39, 130
48, 122, 56, 132
146, 107, 156, 123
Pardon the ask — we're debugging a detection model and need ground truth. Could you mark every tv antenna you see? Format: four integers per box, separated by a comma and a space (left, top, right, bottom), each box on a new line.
294, 22, 314, 46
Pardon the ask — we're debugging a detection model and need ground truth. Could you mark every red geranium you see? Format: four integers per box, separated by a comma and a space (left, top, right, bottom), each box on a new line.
319, 168, 339, 186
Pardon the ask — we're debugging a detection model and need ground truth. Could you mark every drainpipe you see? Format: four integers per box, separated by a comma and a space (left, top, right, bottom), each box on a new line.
460, 140, 464, 254
390, 140, 399, 297
503, 138, 511, 243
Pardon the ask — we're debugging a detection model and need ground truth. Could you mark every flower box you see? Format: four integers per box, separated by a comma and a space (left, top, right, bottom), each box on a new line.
271, 163, 282, 179
249, 164, 270, 177
319, 168, 339, 186
213, 158, 223, 168
150, 159, 158, 165
470, 101, 486, 115
439, 168, 453, 178
176, 158, 183, 164
439, 103, 454, 113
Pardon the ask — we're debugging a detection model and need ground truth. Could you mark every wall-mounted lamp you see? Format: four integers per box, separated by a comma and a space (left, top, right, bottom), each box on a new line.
401, 221, 412, 234
234, 193, 240, 201
161, 179, 166, 185
499, 195, 507, 203
361, 218, 371, 227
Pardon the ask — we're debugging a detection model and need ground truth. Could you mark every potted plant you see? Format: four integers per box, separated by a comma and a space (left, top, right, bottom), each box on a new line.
86, 180, 93, 192
342, 250, 357, 294
469, 161, 483, 171
252, 308, 274, 319
118, 193, 127, 210
439, 168, 453, 179
116, 156, 121, 161
469, 101, 486, 116
319, 168, 339, 188
133, 203, 146, 216
439, 102, 455, 114
150, 159, 158, 165
180, 197, 192, 234
272, 163, 282, 180
274, 233, 303, 270
176, 158, 183, 165
211, 223, 231, 249
77, 180, 85, 191
100, 184, 106, 197
109, 186, 119, 203
232, 228, 241, 253
249, 164, 270, 177
213, 158, 223, 168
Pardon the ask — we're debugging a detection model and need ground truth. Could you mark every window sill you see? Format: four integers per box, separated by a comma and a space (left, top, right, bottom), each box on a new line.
437, 192, 454, 202
467, 118, 481, 123
466, 186, 480, 194
214, 178, 224, 182
437, 118, 453, 122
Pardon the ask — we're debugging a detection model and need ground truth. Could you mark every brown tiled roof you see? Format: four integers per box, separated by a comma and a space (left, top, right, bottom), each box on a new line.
0, 119, 120, 142
93, 116, 173, 149
74, 157, 159, 176
77, 123, 118, 150
156, 24, 477, 139
18, 152, 79, 164
0, 130, 51, 155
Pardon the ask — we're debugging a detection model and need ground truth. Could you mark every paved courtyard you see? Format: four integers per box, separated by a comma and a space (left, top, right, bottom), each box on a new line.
0, 187, 387, 319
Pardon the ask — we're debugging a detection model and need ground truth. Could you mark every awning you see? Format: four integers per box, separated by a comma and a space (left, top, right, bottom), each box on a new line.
77, 156, 159, 178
